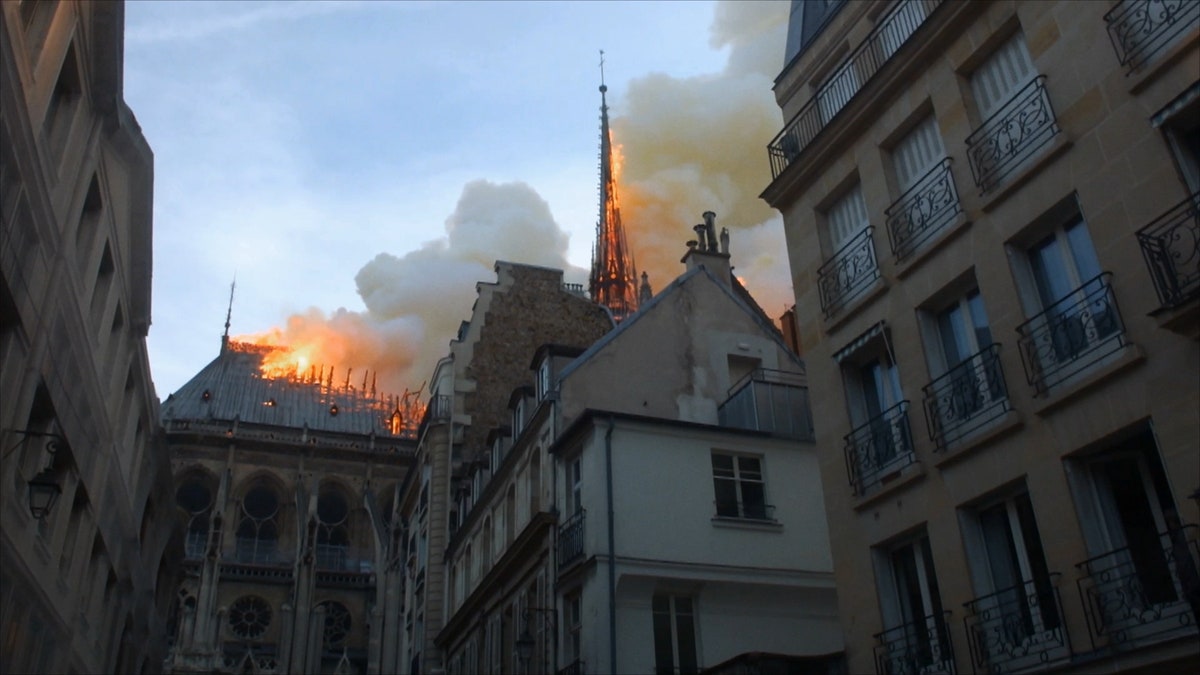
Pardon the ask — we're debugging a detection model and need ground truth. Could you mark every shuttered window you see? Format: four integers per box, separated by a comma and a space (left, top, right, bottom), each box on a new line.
828, 183, 870, 250
893, 116, 946, 192
971, 33, 1035, 120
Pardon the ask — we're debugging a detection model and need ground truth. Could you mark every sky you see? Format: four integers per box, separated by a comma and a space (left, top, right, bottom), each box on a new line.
125, 0, 794, 399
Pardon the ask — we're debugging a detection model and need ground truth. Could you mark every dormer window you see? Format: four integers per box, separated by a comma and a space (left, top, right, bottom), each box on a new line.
512, 398, 525, 438
536, 360, 551, 400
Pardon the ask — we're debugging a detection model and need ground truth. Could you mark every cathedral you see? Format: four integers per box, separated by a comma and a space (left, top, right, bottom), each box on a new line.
161, 330, 417, 674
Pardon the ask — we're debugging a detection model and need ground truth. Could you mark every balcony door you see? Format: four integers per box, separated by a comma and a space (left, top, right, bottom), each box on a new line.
1026, 217, 1118, 364
1069, 430, 1199, 648
932, 290, 1000, 422
894, 116, 946, 194
876, 535, 953, 674
970, 33, 1035, 121
828, 183, 870, 252
964, 493, 1064, 669
854, 356, 907, 470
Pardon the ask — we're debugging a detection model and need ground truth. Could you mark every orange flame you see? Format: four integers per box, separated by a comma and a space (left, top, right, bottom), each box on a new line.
230, 327, 427, 437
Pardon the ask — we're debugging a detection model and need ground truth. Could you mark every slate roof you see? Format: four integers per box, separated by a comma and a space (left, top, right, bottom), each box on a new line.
161, 340, 407, 437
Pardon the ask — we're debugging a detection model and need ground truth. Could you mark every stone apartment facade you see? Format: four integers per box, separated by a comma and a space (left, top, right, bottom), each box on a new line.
1, 1, 181, 672
763, 1, 1199, 673
398, 261, 613, 674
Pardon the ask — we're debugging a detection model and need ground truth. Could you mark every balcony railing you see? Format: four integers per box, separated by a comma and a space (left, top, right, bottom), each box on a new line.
1136, 190, 1200, 309
558, 509, 585, 571
966, 76, 1060, 194
1105, 0, 1200, 73
874, 611, 956, 675
768, 0, 942, 179
886, 158, 962, 261
1016, 273, 1127, 395
922, 344, 1010, 452
315, 544, 373, 572
819, 226, 881, 318
714, 501, 776, 522
1076, 525, 1200, 650
844, 401, 914, 496
233, 537, 285, 566
963, 574, 1070, 673
557, 659, 584, 675
717, 368, 814, 440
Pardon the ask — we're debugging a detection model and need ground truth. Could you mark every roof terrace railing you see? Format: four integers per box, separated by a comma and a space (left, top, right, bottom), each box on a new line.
768, 0, 942, 180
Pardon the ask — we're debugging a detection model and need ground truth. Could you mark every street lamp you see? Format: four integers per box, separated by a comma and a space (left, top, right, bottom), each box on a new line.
3, 429, 67, 520
515, 606, 557, 674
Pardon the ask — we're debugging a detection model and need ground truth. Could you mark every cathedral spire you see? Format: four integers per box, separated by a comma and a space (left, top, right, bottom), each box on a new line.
589, 51, 639, 322
221, 276, 236, 353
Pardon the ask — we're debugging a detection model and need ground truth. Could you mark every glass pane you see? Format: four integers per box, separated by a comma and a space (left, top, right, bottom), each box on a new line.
966, 291, 993, 348
1065, 217, 1102, 283
676, 599, 698, 674
711, 454, 734, 477
713, 478, 738, 517
652, 595, 675, 675
737, 456, 762, 480
1030, 233, 1074, 307
937, 304, 967, 367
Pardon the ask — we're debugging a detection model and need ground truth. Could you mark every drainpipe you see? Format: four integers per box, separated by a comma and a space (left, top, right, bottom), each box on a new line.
605, 416, 617, 673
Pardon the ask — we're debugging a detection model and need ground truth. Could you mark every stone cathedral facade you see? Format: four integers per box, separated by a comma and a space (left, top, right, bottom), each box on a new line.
162, 338, 416, 674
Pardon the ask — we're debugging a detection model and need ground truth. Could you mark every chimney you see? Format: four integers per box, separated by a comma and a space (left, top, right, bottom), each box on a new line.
680, 211, 732, 287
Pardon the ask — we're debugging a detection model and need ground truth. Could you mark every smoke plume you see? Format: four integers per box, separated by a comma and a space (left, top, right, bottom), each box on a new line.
613, 0, 791, 316
239, 0, 792, 395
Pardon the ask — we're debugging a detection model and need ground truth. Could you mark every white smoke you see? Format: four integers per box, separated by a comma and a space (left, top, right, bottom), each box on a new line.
613, 0, 792, 316
246, 0, 794, 394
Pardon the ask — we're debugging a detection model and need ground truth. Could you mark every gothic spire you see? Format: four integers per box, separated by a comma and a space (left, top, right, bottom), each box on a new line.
589, 51, 639, 322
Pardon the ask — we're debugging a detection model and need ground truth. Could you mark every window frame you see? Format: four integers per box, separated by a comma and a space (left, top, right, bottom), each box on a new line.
710, 451, 770, 521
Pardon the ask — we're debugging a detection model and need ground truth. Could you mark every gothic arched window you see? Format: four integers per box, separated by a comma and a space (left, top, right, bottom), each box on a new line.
236, 485, 279, 564
316, 489, 350, 570
319, 601, 351, 651
176, 478, 213, 559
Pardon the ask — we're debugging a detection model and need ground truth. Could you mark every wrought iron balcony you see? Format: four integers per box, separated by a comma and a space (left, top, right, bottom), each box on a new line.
963, 574, 1070, 673
1015, 273, 1127, 395
1076, 525, 1200, 651
886, 158, 962, 261
717, 368, 814, 440
1105, 0, 1200, 73
768, 0, 942, 179
558, 509, 585, 571
874, 611, 956, 675
844, 401, 914, 496
819, 226, 881, 318
1136, 190, 1200, 310
713, 501, 776, 522
966, 76, 1060, 194
922, 344, 1010, 452
557, 659, 584, 675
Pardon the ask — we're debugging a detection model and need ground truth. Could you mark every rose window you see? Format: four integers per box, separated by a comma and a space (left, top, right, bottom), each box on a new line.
228, 596, 272, 639
320, 601, 351, 650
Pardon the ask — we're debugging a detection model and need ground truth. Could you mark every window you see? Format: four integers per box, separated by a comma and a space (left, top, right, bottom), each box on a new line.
970, 32, 1035, 121
567, 458, 582, 515
316, 489, 349, 570
566, 592, 582, 666
319, 601, 351, 651
840, 331, 913, 494
961, 492, 1064, 669
236, 485, 280, 564
228, 596, 271, 640
827, 183, 869, 253
1159, 91, 1200, 193
893, 116, 946, 194
921, 289, 1009, 448
176, 479, 212, 559
512, 397, 526, 438
1066, 427, 1195, 648
1010, 206, 1124, 393
784, 0, 845, 66
652, 594, 697, 675
711, 453, 768, 520
536, 360, 551, 400
874, 534, 953, 674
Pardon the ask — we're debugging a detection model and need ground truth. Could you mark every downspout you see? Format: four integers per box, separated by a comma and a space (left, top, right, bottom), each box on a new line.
605, 416, 617, 673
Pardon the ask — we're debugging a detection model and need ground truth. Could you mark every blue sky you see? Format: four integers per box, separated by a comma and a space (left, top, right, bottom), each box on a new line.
125, 1, 791, 398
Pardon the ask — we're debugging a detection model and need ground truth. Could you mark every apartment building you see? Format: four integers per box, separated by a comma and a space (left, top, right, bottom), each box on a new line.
1, 1, 181, 672
435, 224, 843, 675
762, 0, 1199, 673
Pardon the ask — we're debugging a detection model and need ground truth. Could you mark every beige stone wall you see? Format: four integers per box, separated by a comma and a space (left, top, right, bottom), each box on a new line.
1, 2, 178, 673
766, 1, 1200, 672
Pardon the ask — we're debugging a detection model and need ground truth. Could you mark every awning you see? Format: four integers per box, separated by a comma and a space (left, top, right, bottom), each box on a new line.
832, 320, 887, 363
1151, 81, 1200, 128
